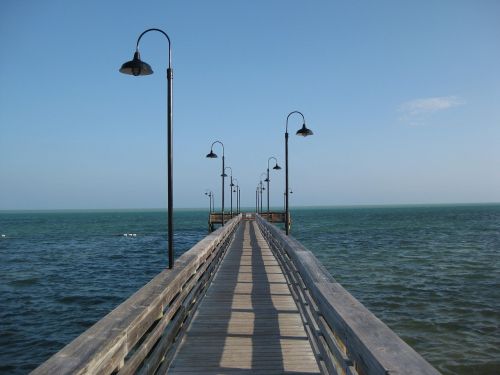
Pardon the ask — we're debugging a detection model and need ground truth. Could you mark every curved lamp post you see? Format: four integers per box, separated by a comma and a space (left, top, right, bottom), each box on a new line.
256, 186, 259, 213
285, 111, 313, 235
232, 178, 240, 214
224, 166, 233, 215
259, 172, 267, 214
266, 157, 282, 217
204, 190, 214, 213
206, 141, 225, 225
283, 188, 293, 211
120, 28, 174, 269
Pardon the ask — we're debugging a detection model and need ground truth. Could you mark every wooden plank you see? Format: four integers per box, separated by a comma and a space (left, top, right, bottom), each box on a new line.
256, 215, 440, 375
31, 215, 242, 375
168, 220, 321, 374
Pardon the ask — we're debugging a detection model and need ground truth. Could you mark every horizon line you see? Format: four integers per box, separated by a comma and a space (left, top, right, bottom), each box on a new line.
1, 201, 500, 213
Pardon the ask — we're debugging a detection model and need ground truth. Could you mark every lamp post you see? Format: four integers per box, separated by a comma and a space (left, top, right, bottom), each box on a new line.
232, 178, 240, 214
224, 166, 233, 215
206, 141, 225, 225
285, 111, 313, 235
205, 190, 214, 213
120, 28, 174, 269
266, 157, 282, 218
259, 173, 266, 214
283, 188, 293, 211
256, 186, 259, 213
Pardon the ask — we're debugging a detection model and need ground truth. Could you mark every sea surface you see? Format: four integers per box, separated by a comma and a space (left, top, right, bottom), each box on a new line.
0, 205, 499, 374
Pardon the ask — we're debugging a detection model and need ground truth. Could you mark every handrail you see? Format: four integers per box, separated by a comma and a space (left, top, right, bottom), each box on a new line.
256, 215, 440, 375
32, 214, 242, 375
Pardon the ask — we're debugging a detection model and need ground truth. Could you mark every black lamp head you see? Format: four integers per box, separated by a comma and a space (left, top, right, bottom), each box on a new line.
206, 150, 218, 158
296, 123, 313, 137
222, 173, 228, 177
273, 163, 282, 170
264, 178, 269, 182
119, 51, 153, 76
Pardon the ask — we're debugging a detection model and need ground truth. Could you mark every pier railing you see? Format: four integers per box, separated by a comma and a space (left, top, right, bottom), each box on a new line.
256, 214, 440, 375
32, 215, 242, 375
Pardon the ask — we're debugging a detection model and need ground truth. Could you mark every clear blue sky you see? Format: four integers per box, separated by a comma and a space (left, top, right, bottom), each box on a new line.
1, 0, 499, 210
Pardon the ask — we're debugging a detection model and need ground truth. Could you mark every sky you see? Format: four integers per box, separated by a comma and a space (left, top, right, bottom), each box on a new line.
1, 0, 499, 210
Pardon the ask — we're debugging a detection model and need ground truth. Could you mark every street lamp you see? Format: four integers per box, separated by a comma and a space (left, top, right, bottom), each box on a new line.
232, 178, 240, 214
266, 156, 282, 218
259, 172, 267, 214
206, 141, 225, 225
204, 190, 214, 213
283, 188, 293, 211
285, 111, 313, 235
120, 28, 174, 269
224, 166, 233, 215
256, 186, 259, 213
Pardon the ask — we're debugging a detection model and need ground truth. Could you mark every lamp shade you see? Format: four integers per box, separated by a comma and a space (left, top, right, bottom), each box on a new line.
296, 123, 313, 137
119, 52, 153, 76
206, 150, 218, 158
273, 164, 282, 170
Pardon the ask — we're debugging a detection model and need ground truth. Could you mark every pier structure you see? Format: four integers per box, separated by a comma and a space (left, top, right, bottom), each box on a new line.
208, 211, 288, 232
32, 214, 439, 375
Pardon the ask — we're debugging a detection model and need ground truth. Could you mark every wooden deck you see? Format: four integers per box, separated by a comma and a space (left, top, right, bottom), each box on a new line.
168, 220, 320, 374
33, 214, 440, 375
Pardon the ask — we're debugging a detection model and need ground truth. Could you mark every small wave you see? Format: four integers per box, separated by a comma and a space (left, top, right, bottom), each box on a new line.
9, 278, 40, 287
57, 295, 110, 306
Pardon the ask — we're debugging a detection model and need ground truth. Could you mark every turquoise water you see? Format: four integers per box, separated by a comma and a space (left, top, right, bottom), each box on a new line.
291, 205, 500, 375
0, 205, 499, 374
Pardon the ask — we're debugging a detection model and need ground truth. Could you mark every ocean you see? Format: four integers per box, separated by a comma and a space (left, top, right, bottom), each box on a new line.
0, 205, 499, 374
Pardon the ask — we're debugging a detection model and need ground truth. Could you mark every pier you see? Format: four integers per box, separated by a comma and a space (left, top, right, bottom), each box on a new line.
208, 212, 288, 232
32, 215, 439, 375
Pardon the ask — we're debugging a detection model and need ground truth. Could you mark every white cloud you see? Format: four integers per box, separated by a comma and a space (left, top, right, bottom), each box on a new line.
399, 96, 465, 117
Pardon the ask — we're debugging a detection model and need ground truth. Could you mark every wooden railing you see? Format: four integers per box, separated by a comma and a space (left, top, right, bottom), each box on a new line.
207, 212, 239, 231
258, 211, 288, 223
32, 215, 242, 375
256, 215, 440, 375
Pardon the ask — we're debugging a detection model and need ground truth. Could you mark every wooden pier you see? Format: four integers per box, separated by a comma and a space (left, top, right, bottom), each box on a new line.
208, 211, 288, 232
169, 219, 319, 374
32, 214, 440, 375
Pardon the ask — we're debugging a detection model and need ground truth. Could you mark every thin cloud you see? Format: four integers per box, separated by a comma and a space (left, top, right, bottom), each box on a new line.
399, 96, 465, 117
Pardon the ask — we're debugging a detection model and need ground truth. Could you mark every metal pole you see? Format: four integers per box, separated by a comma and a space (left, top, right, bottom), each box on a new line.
167, 68, 174, 268
285, 131, 289, 235
260, 182, 263, 213
230, 175, 233, 216
222, 155, 225, 225
257, 187, 260, 213
255, 189, 257, 212
121, 28, 174, 268
284, 111, 306, 235
267, 167, 270, 217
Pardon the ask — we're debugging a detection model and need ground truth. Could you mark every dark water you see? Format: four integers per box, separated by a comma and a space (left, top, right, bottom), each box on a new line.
1, 206, 499, 374
291, 205, 500, 375
0, 210, 207, 374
